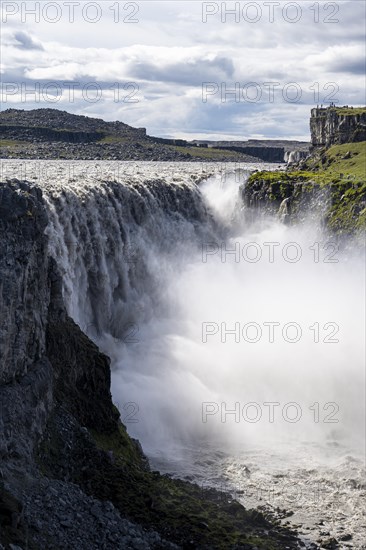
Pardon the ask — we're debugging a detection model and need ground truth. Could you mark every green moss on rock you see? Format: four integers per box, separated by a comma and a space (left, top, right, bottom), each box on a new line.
245, 141, 365, 235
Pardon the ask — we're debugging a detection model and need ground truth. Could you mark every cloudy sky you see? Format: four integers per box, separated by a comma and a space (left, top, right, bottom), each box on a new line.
1, 0, 365, 140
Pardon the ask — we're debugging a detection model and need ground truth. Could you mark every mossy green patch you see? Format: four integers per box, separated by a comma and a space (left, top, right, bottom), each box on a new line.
38, 409, 300, 549
0, 139, 28, 147
305, 141, 366, 182
334, 107, 366, 116
88, 434, 294, 550
90, 422, 146, 469
246, 141, 366, 235
88, 427, 298, 549
248, 170, 315, 184
326, 182, 366, 234
98, 135, 129, 144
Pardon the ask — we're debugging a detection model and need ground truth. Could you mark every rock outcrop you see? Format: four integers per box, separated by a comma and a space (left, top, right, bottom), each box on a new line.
241, 173, 328, 226
310, 107, 366, 148
243, 170, 365, 236
214, 145, 285, 162
0, 181, 49, 384
0, 125, 105, 144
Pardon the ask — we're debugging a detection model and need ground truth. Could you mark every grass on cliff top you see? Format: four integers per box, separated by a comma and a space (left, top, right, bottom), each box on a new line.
333, 107, 366, 116
248, 170, 316, 183
0, 139, 28, 147
307, 141, 366, 183
312, 141, 366, 180
98, 135, 130, 144
249, 141, 366, 186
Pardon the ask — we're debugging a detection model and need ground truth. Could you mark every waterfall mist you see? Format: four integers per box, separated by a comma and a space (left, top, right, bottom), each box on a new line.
110, 172, 365, 461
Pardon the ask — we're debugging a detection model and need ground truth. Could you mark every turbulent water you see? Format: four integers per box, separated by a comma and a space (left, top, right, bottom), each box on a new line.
2, 160, 365, 548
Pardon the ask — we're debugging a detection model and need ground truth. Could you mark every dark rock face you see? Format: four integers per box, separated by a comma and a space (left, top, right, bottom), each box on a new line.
0, 179, 119, 451
0, 180, 49, 384
0, 125, 105, 144
215, 145, 285, 162
0, 181, 54, 545
0, 358, 53, 467
46, 314, 119, 434
310, 107, 366, 147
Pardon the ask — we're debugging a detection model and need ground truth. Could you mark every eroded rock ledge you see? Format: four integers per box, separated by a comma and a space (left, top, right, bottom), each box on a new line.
310, 107, 366, 148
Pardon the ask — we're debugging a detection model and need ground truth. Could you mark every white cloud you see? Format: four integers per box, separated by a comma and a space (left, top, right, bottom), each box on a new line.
1, 0, 365, 140
304, 44, 366, 75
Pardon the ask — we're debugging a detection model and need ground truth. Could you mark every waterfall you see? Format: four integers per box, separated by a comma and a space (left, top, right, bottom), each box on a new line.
41, 162, 218, 341
21, 160, 361, 462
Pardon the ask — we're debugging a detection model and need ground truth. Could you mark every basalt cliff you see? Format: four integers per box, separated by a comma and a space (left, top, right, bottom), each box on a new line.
310, 106, 366, 148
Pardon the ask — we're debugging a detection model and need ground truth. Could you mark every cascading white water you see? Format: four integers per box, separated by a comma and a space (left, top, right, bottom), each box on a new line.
2, 160, 364, 547
89, 167, 363, 459
36, 162, 218, 339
